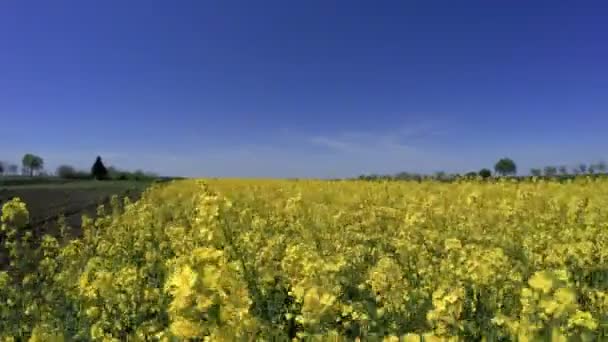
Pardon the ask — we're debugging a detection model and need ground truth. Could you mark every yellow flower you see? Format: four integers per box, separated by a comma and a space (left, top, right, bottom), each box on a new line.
567, 310, 598, 330
1, 198, 29, 228
169, 318, 203, 338
528, 271, 555, 294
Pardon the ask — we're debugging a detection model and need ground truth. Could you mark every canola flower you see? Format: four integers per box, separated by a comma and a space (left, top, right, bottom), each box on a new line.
0, 178, 608, 340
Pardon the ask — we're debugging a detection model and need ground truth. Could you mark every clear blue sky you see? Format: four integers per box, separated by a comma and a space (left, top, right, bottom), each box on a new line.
1, 1, 607, 178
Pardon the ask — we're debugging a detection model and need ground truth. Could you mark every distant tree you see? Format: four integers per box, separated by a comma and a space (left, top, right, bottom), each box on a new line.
22, 153, 44, 176
91, 156, 108, 180
107, 166, 119, 179
597, 161, 607, 174
145, 171, 159, 179
479, 168, 492, 179
57, 165, 77, 179
132, 169, 158, 181
558, 165, 568, 175
578, 163, 588, 174
465, 171, 478, 178
0, 162, 4, 175
530, 168, 542, 177
392, 172, 405, 180
434, 171, 447, 180
543, 166, 558, 177
494, 158, 517, 176
8, 164, 18, 175
589, 162, 604, 175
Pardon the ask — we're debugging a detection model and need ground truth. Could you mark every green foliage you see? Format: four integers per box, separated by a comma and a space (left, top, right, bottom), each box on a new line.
544, 166, 558, 177
530, 168, 542, 177
106, 166, 158, 182
464, 171, 478, 178
57, 165, 91, 180
479, 168, 492, 179
56, 165, 76, 178
21, 154, 44, 177
494, 158, 517, 176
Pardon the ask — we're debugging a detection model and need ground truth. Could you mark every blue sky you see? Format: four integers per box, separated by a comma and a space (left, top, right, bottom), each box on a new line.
1, 1, 607, 178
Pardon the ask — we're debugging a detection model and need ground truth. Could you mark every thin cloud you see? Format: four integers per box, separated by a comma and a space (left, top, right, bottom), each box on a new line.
309, 136, 358, 153
308, 121, 443, 154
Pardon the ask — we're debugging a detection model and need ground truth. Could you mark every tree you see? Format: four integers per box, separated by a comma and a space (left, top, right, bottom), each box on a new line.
494, 158, 517, 176
479, 168, 492, 179
0, 162, 4, 175
543, 166, 557, 177
465, 171, 478, 179
589, 162, 605, 175
22, 153, 44, 176
107, 166, 119, 179
558, 165, 568, 175
57, 165, 77, 179
597, 161, 607, 174
578, 163, 588, 174
433, 171, 447, 180
91, 156, 108, 180
530, 168, 542, 177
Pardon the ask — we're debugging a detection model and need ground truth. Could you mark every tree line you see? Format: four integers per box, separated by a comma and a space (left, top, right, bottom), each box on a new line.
0, 154, 158, 181
358, 157, 608, 181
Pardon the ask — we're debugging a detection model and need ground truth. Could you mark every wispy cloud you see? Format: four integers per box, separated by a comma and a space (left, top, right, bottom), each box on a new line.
308, 121, 444, 154
0, 120, 474, 178
297, 120, 458, 176
309, 136, 360, 153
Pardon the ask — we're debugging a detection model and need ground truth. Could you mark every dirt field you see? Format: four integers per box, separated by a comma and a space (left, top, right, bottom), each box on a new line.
0, 181, 150, 239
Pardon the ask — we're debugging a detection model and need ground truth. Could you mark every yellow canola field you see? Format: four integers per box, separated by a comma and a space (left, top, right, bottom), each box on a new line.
2, 178, 608, 340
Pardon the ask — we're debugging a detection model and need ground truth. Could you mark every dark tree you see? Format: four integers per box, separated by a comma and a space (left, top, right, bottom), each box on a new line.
494, 158, 517, 176
91, 156, 108, 180
394, 172, 412, 180
57, 165, 77, 179
543, 166, 558, 177
558, 166, 568, 175
530, 168, 542, 177
465, 171, 478, 178
479, 168, 492, 179
0, 162, 4, 175
578, 163, 588, 174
